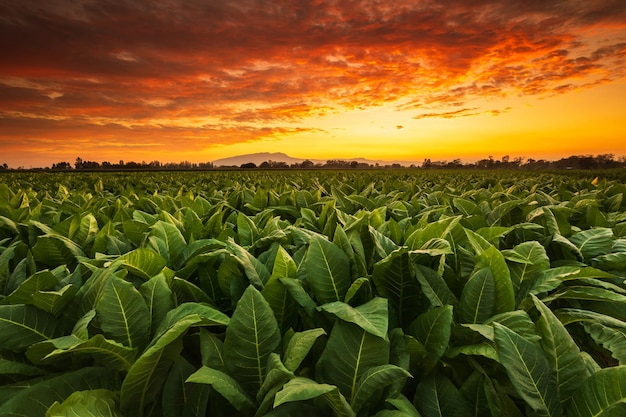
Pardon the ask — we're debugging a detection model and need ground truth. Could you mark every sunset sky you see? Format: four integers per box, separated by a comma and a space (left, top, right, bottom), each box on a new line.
1, 0, 625, 168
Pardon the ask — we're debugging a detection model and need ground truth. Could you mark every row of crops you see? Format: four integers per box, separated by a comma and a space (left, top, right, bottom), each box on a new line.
1, 170, 625, 417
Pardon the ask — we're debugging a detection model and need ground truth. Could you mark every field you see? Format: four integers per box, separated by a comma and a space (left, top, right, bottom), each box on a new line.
1, 170, 625, 417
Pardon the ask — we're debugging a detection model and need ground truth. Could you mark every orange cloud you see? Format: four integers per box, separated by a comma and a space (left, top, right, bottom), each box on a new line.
1, 0, 625, 165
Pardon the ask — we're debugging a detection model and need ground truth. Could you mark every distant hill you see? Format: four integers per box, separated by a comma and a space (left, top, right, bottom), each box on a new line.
212, 152, 311, 167
212, 152, 417, 167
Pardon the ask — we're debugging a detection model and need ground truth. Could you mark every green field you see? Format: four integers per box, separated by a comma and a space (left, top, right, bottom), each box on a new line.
1, 170, 625, 416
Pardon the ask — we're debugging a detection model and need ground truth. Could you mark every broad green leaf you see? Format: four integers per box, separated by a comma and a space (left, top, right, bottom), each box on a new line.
385, 395, 423, 417
226, 239, 270, 288
117, 248, 167, 280
0, 304, 64, 351
305, 235, 352, 303
46, 389, 122, 417
503, 241, 550, 294
593, 252, 626, 272
567, 366, 626, 417
407, 305, 453, 371
186, 366, 256, 415
406, 216, 461, 249
475, 246, 515, 314
274, 377, 355, 417
120, 306, 227, 416
542, 286, 626, 304
372, 249, 423, 328
0, 367, 120, 417
257, 352, 294, 403
530, 266, 618, 296
414, 373, 470, 417
582, 322, 626, 365
237, 212, 259, 247
263, 247, 298, 332
555, 308, 626, 328
351, 364, 411, 413
27, 333, 137, 371
283, 328, 327, 372
1, 270, 58, 304
0, 350, 44, 376
149, 220, 187, 268
152, 302, 230, 341
139, 273, 175, 336
223, 285, 281, 396
569, 228, 614, 261
532, 295, 590, 406
414, 264, 458, 308
344, 277, 373, 305
32, 234, 85, 267
319, 297, 388, 338
458, 267, 496, 324
198, 328, 225, 369
96, 276, 150, 350
317, 321, 389, 401
494, 323, 563, 417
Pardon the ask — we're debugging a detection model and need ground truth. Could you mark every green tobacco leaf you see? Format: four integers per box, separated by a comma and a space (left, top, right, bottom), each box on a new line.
225, 239, 270, 288
593, 252, 626, 272
567, 366, 626, 417
0, 367, 119, 417
0, 304, 64, 351
530, 267, 619, 296
317, 321, 389, 402
458, 267, 496, 324
494, 323, 563, 417
407, 305, 453, 371
274, 377, 355, 417
503, 241, 550, 295
263, 246, 298, 333
117, 248, 167, 280
120, 305, 227, 417
1, 270, 58, 304
414, 373, 470, 417
28, 333, 137, 371
319, 297, 388, 338
351, 364, 411, 413
186, 366, 255, 415
237, 212, 259, 247
95, 275, 150, 350
569, 228, 614, 261
385, 395, 422, 417
582, 322, 626, 365
46, 389, 122, 417
32, 234, 85, 267
305, 235, 352, 303
414, 264, 458, 308
532, 295, 590, 406
406, 216, 461, 249
257, 353, 294, 404
223, 285, 281, 397
283, 328, 326, 372
372, 249, 422, 328
149, 220, 187, 268
475, 246, 515, 314
139, 273, 175, 337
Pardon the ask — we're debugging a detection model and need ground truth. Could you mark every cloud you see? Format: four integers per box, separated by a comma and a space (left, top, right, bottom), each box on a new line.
1, 0, 625, 161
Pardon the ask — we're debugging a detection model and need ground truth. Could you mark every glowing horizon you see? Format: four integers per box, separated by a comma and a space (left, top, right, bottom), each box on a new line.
1, 1, 625, 168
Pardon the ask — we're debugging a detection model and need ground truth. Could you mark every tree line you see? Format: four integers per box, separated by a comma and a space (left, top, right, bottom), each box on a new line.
1, 153, 625, 172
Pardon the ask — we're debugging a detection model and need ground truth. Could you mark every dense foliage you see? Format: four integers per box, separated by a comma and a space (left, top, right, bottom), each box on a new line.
1, 170, 625, 417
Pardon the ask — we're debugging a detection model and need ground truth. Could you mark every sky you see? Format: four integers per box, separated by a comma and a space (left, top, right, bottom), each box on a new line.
1, 0, 626, 168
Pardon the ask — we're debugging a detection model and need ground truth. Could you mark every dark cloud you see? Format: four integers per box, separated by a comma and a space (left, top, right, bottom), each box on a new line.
1, 0, 625, 159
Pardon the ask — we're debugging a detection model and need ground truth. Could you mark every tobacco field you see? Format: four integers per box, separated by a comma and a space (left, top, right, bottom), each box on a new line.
1, 170, 625, 417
